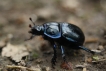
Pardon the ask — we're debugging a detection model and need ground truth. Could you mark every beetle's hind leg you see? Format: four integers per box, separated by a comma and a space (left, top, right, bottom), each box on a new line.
79, 46, 95, 54
51, 44, 57, 68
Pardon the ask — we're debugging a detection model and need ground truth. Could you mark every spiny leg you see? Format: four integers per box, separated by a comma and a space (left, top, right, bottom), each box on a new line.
51, 44, 57, 68
79, 46, 95, 54
60, 46, 72, 70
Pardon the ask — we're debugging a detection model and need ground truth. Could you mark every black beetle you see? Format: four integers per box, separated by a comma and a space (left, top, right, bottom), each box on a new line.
26, 18, 94, 67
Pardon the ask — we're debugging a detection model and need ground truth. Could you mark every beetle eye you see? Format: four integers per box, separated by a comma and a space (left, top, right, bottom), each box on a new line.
29, 24, 32, 28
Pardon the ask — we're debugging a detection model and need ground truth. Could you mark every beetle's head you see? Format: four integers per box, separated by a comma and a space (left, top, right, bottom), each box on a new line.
25, 18, 44, 41
28, 18, 44, 35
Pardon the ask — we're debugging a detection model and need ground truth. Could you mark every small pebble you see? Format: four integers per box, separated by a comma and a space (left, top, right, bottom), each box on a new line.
87, 58, 92, 63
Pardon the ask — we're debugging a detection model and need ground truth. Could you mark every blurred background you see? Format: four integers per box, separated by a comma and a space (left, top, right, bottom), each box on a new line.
0, 0, 106, 43
0, 0, 106, 71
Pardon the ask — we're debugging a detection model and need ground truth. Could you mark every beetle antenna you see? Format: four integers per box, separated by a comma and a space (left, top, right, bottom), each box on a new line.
29, 24, 32, 28
29, 17, 35, 26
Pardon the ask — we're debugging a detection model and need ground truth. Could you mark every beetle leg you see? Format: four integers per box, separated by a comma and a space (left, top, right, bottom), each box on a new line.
79, 46, 95, 54
61, 46, 66, 62
60, 46, 73, 70
51, 44, 57, 68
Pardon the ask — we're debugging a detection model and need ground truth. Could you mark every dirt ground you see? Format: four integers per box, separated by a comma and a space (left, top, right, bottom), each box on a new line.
0, 0, 106, 71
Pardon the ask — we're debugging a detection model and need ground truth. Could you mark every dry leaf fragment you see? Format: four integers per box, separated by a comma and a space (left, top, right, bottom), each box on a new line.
60, 61, 73, 70
2, 43, 29, 62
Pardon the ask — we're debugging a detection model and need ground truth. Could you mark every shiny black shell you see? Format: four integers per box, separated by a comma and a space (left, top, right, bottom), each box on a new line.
43, 22, 85, 47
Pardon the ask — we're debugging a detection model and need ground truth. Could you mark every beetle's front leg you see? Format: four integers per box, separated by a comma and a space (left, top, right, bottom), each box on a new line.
51, 44, 57, 68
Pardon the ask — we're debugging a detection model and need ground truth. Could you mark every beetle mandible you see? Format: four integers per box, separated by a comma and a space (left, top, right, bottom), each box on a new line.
26, 18, 94, 67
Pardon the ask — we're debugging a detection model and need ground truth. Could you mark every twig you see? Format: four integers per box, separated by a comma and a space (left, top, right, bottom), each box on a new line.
92, 59, 106, 63
85, 37, 99, 43
6, 65, 36, 71
75, 65, 85, 68
91, 50, 101, 53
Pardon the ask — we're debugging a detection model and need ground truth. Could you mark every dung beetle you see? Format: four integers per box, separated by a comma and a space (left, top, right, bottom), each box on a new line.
27, 18, 94, 67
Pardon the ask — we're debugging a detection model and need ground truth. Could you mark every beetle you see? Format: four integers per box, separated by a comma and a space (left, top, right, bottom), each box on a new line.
26, 18, 94, 68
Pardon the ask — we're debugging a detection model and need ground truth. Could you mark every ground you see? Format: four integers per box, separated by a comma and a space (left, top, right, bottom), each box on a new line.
0, 0, 106, 71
